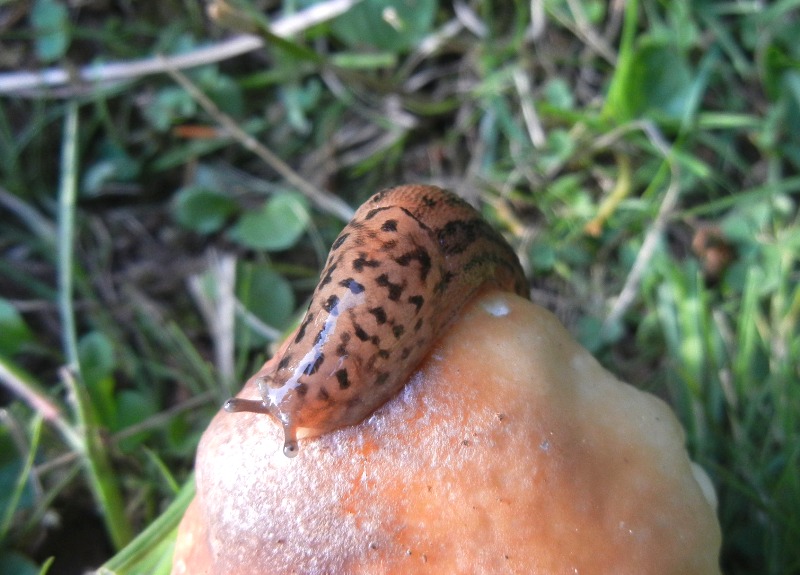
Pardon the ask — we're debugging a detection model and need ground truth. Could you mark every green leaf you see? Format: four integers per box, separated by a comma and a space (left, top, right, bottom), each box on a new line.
81, 146, 141, 197
195, 68, 245, 119
236, 263, 295, 347
0, 551, 40, 575
0, 430, 36, 527
543, 78, 575, 111
280, 79, 323, 134
78, 331, 117, 425
172, 186, 238, 234
330, 0, 437, 51
79, 331, 115, 386
229, 192, 310, 251
575, 315, 623, 352
537, 129, 576, 173
626, 41, 694, 120
602, 0, 638, 121
115, 390, 159, 451
99, 480, 195, 574
606, 34, 694, 122
142, 87, 197, 132
31, 0, 70, 62
528, 243, 556, 272
0, 299, 33, 356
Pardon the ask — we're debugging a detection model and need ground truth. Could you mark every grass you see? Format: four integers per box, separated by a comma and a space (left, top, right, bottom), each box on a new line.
0, 0, 798, 573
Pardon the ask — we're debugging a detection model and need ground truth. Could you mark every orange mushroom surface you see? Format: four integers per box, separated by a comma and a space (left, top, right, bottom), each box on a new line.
172, 291, 721, 574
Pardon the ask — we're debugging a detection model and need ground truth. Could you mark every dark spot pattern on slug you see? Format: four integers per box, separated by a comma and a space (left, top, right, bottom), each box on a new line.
370, 188, 391, 204
295, 313, 314, 343
381, 219, 398, 232
394, 247, 432, 282
378, 349, 390, 359
336, 369, 350, 390
414, 318, 424, 332
347, 218, 366, 231
277, 355, 292, 370
331, 233, 350, 251
369, 307, 387, 324
437, 218, 484, 255
392, 324, 405, 339
381, 239, 398, 251
319, 262, 337, 288
463, 250, 524, 281
323, 295, 340, 313
303, 353, 325, 375
408, 295, 424, 313
295, 383, 308, 397
375, 372, 390, 386
375, 274, 403, 301
336, 342, 348, 356
353, 253, 381, 272
434, 271, 456, 295
353, 323, 370, 342
340, 278, 365, 294
317, 387, 331, 402
400, 347, 412, 360
420, 194, 437, 208
336, 332, 351, 356
365, 206, 391, 220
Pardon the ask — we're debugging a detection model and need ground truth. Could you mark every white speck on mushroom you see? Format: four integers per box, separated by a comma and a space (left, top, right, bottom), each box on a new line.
481, 296, 510, 317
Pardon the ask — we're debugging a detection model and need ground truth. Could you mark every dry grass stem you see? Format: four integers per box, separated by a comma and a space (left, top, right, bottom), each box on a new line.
0, 0, 362, 96
165, 65, 354, 222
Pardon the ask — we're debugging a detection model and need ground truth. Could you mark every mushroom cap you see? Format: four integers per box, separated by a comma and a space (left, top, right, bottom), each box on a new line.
173, 291, 721, 575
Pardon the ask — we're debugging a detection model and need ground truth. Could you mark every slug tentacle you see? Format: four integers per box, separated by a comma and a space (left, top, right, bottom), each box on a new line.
225, 184, 529, 456
224, 397, 300, 457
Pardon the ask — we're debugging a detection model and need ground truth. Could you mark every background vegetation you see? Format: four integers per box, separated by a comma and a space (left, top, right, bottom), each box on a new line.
0, 0, 798, 573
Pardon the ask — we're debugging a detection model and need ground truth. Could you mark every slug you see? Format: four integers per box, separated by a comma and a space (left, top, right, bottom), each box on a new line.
224, 184, 529, 456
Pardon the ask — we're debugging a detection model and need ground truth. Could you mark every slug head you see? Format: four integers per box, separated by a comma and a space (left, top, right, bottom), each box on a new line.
224, 374, 300, 458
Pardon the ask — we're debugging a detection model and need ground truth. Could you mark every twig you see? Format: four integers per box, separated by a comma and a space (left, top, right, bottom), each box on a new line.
513, 69, 546, 148
165, 64, 354, 221
602, 122, 680, 330
0, 358, 74, 441
550, 0, 617, 65
0, 0, 362, 96
453, 1, 487, 38
187, 252, 238, 393
528, 0, 547, 40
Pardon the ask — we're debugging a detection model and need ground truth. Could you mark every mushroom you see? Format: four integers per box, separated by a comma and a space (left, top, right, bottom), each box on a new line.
172, 291, 721, 574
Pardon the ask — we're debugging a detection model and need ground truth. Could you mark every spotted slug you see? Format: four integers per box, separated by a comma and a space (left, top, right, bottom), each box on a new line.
225, 184, 529, 456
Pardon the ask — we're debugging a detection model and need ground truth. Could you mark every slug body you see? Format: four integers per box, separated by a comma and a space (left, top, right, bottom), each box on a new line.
225, 185, 529, 456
